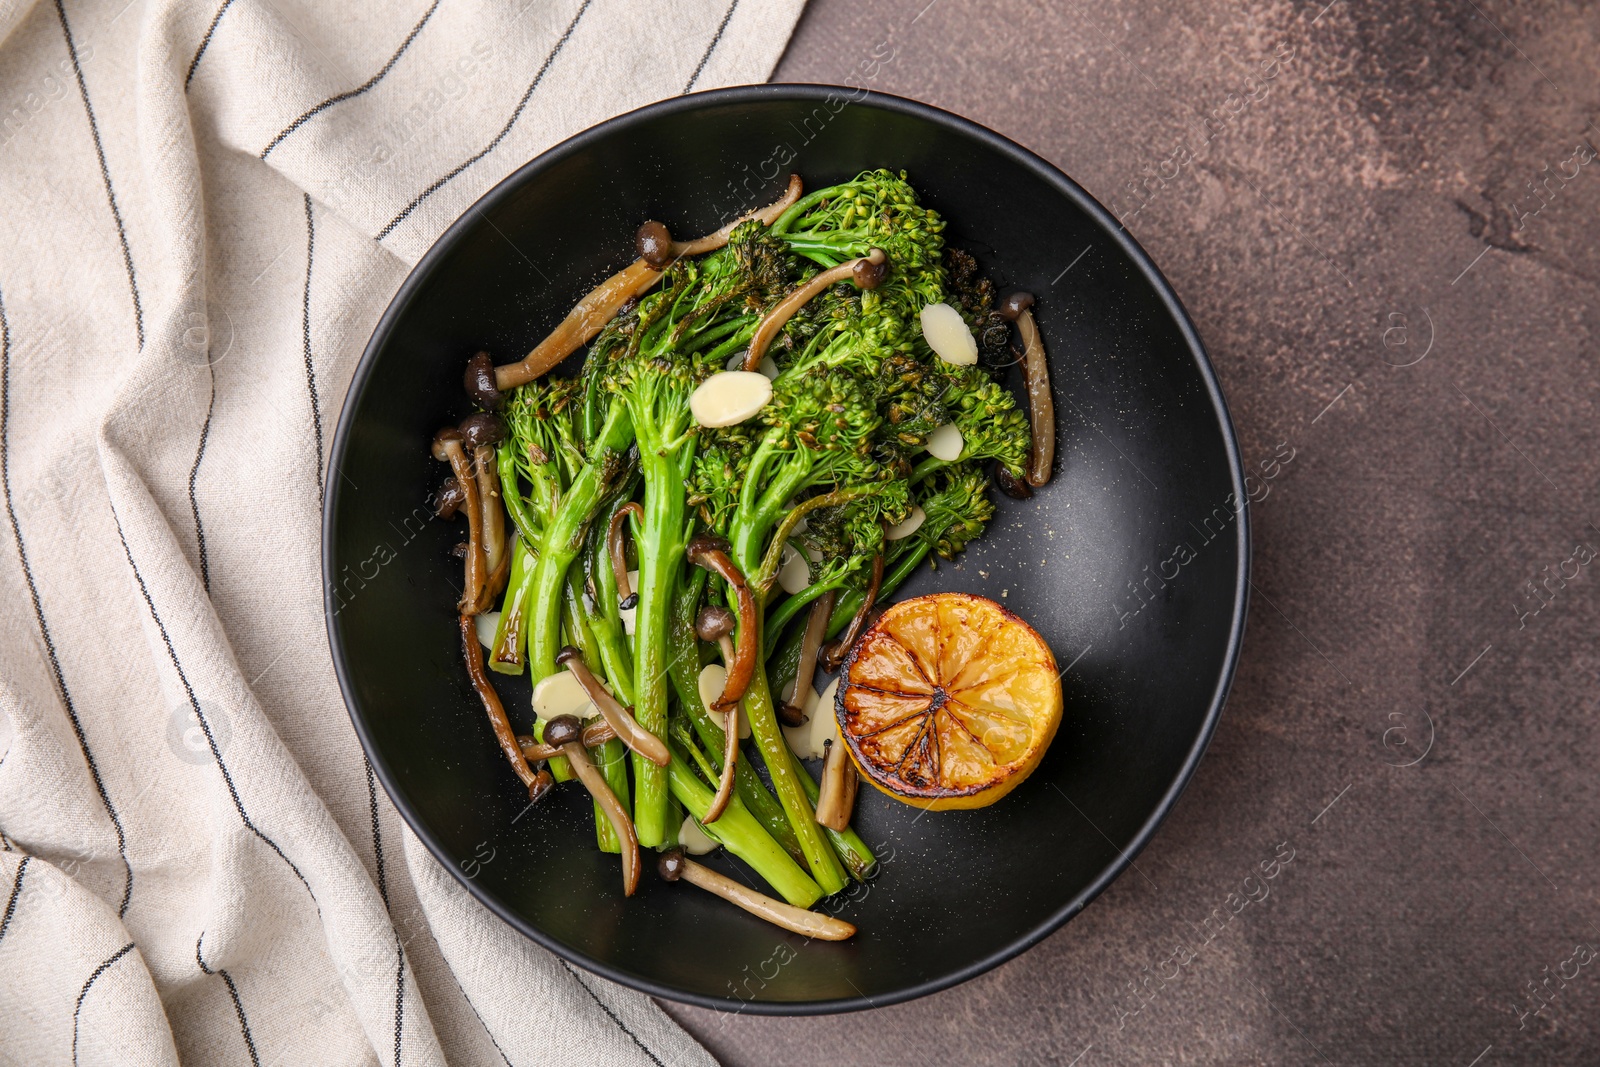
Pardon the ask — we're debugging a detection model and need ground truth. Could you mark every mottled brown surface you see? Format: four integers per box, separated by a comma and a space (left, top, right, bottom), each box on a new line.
662, 1, 1600, 1063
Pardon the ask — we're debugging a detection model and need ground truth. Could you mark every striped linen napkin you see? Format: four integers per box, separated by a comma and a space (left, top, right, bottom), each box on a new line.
0, 0, 803, 1062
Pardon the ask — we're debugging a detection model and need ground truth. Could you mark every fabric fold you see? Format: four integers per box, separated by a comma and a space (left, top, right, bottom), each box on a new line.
0, 0, 806, 1060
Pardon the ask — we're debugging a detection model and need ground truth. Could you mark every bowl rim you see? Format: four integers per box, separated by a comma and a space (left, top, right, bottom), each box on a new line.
324, 82, 1250, 1016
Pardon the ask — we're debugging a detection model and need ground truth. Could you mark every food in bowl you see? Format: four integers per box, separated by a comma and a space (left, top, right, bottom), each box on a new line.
428, 170, 1059, 938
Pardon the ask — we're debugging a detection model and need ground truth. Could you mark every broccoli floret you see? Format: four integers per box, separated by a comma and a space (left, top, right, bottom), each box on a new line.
917, 461, 996, 559
907, 363, 1030, 482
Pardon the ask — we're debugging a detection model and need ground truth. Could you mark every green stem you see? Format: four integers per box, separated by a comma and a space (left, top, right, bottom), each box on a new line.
910, 455, 950, 484
684, 314, 755, 354
744, 658, 848, 894
882, 539, 934, 599
527, 404, 633, 682
489, 540, 536, 674
565, 574, 624, 851
592, 739, 629, 853
791, 748, 877, 881
667, 753, 822, 908
729, 458, 810, 585
667, 572, 805, 865
630, 446, 693, 848
496, 443, 542, 545
770, 184, 858, 235
705, 324, 758, 368
587, 496, 638, 703
767, 537, 933, 697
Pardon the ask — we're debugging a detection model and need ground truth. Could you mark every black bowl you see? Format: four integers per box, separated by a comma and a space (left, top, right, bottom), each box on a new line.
325, 85, 1248, 1014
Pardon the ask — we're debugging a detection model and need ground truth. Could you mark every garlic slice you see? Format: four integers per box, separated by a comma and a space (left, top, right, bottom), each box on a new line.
778, 545, 811, 595
885, 505, 926, 541
691, 370, 773, 427
532, 671, 601, 721
677, 816, 721, 855
725, 350, 779, 380
474, 611, 501, 649
920, 302, 978, 365
697, 663, 752, 739
783, 678, 840, 759
925, 423, 965, 461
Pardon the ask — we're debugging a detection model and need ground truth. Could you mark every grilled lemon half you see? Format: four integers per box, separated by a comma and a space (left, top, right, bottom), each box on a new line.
836, 593, 1062, 811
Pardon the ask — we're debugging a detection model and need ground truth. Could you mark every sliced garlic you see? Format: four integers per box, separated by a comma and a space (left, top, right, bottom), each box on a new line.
677, 816, 721, 855
885, 505, 926, 541
619, 570, 640, 635
475, 611, 501, 649
532, 671, 600, 721
925, 423, 965, 461
690, 370, 773, 427
920, 302, 978, 365
783, 678, 840, 759
778, 545, 811, 595
696, 663, 752, 739
725, 351, 779, 380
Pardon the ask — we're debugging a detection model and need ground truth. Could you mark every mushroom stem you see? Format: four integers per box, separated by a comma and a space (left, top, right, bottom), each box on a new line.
672, 173, 804, 258
686, 535, 758, 711
457, 614, 540, 792
997, 293, 1054, 488
1014, 307, 1055, 487
527, 767, 556, 805
472, 543, 512, 616
516, 721, 616, 762
704, 709, 739, 825
662, 850, 856, 940
701, 631, 742, 825
743, 248, 887, 373
814, 738, 859, 832
491, 176, 805, 392
784, 590, 835, 723
472, 444, 507, 577
607, 501, 643, 610
434, 431, 486, 613
553, 720, 640, 896
494, 260, 662, 392
821, 551, 883, 672
555, 647, 670, 767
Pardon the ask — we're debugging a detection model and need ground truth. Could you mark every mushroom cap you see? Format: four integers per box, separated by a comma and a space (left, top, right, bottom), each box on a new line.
636, 220, 674, 270
852, 247, 889, 290
543, 715, 583, 748
997, 290, 1036, 322
994, 463, 1033, 499
458, 411, 505, 452
695, 604, 737, 642
657, 848, 686, 882
430, 426, 464, 461
463, 351, 503, 411
686, 533, 732, 564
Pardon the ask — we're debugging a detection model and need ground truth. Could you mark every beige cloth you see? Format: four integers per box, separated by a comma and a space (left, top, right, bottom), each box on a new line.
0, 0, 804, 1062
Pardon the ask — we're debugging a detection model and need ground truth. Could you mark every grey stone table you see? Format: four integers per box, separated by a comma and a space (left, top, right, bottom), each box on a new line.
662, 0, 1600, 1063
